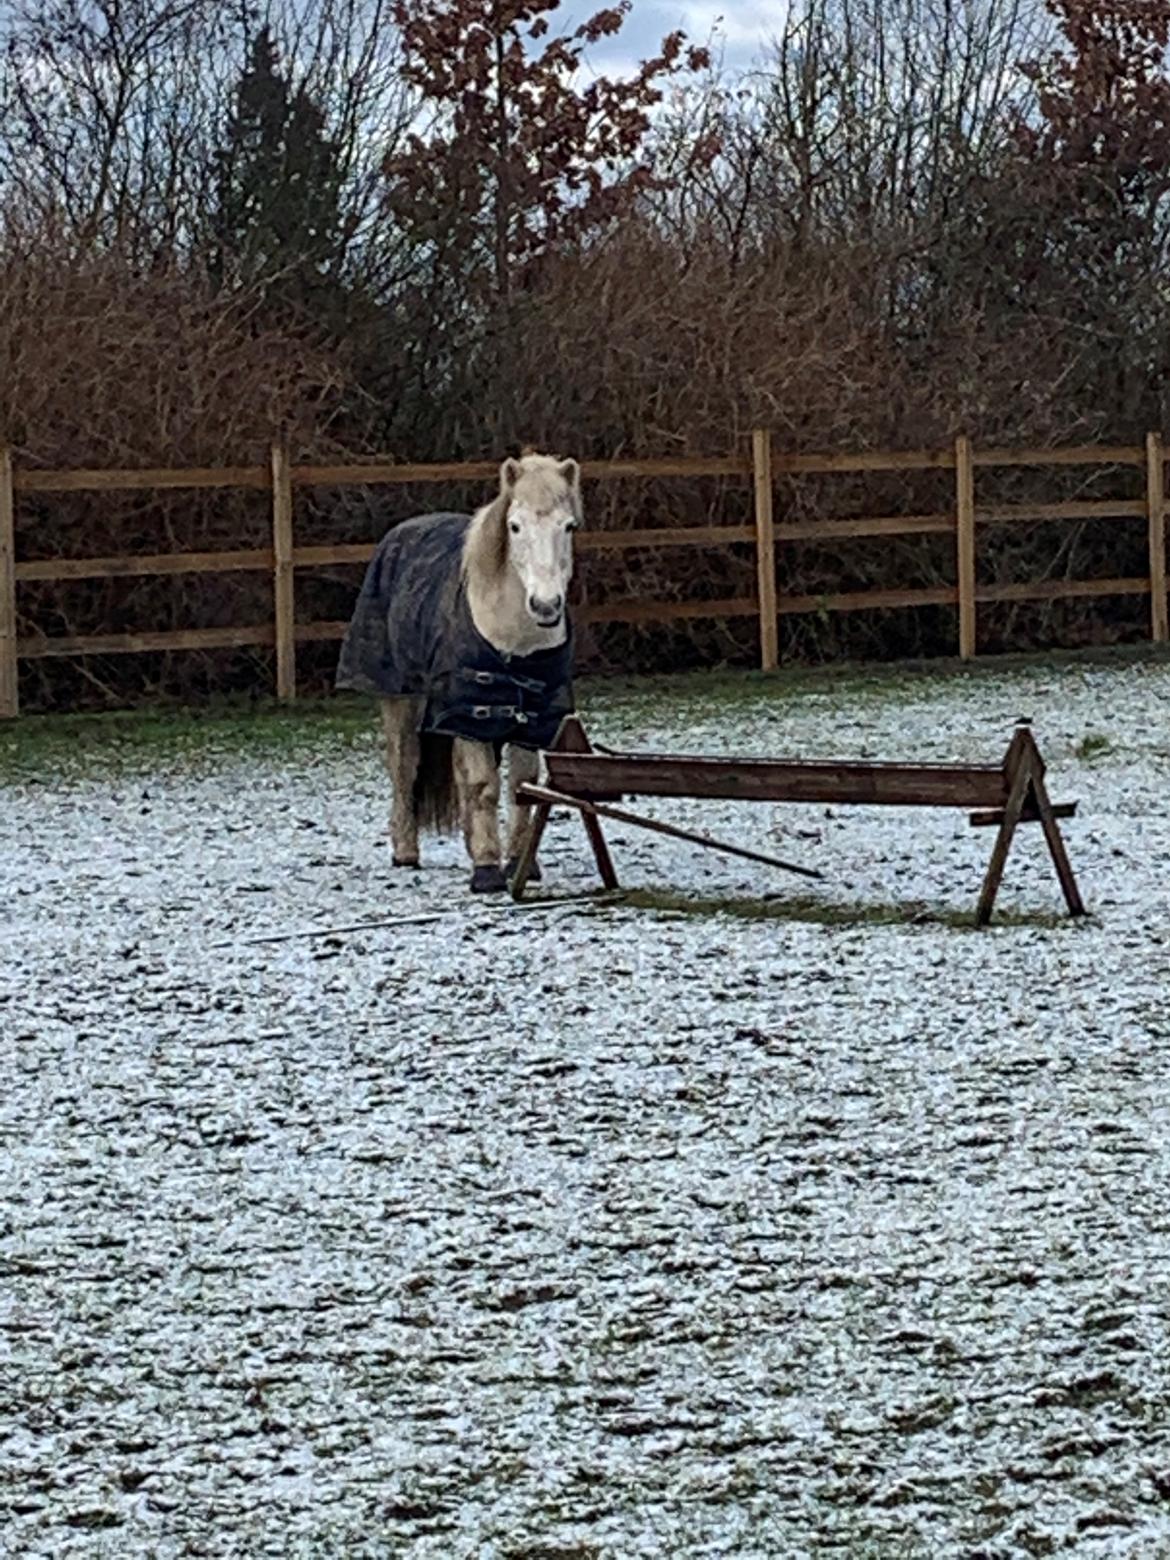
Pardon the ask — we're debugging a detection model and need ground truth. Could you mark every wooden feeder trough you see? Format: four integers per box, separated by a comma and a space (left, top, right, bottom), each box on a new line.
510, 715, 1086, 927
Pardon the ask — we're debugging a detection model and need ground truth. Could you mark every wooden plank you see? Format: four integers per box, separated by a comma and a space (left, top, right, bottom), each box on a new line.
271, 442, 296, 702
956, 434, 977, 660
580, 457, 750, 480
518, 782, 824, 880
295, 620, 350, 643
1148, 432, 1168, 643
753, 429, 778, 671
580, 596, 758, 626
15, 465, 268, 493
294, 529, 756, 568
0, 449, 16, 718
779, 585, 957, 615
16, 548, 271, 581
776, 513, 954, 543
293, 455, 750, 487
974, 444, 1144, 469
7, 442, 1146, 498
544, 751, 1010, 809
977, 577, 1149, 604
773, 449, 956, 473
578, 525, 755, 551
980, 498, 1145, 524
295, 460, 497, 487
17, 573, 1144, 667
18, 625, 275, 658
293, 543, 377, 568
586, 579, 1142, 624
969, 801, 1077, 827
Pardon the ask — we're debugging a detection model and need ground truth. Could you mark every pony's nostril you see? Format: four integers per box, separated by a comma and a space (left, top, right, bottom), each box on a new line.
529, 594, 563, 621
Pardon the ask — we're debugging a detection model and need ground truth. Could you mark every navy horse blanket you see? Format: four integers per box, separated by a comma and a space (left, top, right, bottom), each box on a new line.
335, 511, 574, 749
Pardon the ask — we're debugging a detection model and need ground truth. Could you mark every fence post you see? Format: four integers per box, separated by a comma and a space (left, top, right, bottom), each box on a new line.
1147, 432, 1168, 645
0, 448, 16, 718
955, 434, 976, 660
271, 441, 296, 702
752, 428, 778, 671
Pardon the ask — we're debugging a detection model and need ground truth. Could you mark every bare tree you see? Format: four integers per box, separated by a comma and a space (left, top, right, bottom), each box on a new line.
0, 0, 415, 276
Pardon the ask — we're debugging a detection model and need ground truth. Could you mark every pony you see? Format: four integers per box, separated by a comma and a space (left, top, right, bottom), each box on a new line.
336, 451, 582, 892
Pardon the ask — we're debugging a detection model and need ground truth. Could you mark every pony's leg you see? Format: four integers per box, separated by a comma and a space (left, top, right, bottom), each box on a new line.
505, 745, 542, 882
380, 698, 421, 867
453, 737, 505, 892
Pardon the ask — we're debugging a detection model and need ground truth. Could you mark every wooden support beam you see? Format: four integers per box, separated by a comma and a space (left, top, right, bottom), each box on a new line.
18, 625, 276, 658
1019, 730, 1086, 918
511, 716, 619, 900
976, 730, 1039, 926
1148, 431, 1168, 644
0, 448, 16, 718
16, 547, 272, 581
956, 434, 977, 659
15, 464, 269, 493
509, 798, 554, 901
969, 801, 1077, 827
271, 441, 296, 702
552, 717, 619, 889
752, 429, 778, 671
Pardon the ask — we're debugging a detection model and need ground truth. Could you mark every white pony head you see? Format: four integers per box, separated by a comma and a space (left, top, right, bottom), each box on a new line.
467, 451, 582, 633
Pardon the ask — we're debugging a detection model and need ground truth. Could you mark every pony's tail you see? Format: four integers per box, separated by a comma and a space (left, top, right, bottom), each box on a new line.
413, 733, 459, 834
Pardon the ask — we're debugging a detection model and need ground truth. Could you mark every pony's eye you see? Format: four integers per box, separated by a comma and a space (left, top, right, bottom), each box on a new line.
566, 519, 579, 532
509, 520, 520, 534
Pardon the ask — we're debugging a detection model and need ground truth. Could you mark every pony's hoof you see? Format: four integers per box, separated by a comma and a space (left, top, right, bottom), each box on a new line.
392, 855, 420, 869
505, 856, 542, 883
470, 864, 508, 894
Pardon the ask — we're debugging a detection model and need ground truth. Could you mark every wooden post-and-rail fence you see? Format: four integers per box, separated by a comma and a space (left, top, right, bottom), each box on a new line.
1, 432, 1168, 719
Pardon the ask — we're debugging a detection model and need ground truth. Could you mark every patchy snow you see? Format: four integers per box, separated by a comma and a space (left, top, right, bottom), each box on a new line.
3, 657, 1170, 1556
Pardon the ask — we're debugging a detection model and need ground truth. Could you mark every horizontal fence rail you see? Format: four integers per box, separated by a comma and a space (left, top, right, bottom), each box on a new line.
1, 432, 1167, 716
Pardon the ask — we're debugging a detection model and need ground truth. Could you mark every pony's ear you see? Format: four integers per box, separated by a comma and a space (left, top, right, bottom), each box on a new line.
500, 458, 522, 492
558, 457, 580, 490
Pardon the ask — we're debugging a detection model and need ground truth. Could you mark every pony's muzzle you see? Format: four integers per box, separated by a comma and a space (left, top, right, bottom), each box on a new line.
528, 592, 564, 627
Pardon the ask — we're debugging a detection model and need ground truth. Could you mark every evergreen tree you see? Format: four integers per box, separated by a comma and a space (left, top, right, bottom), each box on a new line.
212, 28, 345, 318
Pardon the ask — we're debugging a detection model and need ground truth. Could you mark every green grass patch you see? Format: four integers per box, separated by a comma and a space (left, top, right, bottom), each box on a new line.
1075, 732, 1114, 761
620, 885, 1073, 932
3, 640, 1166, 787
0, 693, 378, 786
590, 640, 1170, 722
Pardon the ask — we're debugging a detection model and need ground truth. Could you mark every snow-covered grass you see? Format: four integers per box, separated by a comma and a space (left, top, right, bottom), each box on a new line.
4, 651, 1170, 1556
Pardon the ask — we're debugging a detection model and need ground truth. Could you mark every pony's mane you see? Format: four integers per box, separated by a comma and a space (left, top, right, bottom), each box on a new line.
463, 489, 511, 582
463, 452, 581, 585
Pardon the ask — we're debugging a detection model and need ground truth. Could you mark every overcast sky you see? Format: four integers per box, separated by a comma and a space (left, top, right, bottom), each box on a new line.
566, 2, 788, 79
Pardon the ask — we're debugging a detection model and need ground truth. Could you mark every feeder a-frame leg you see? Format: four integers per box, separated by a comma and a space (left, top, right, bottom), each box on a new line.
976, 731, 1033, 926
1026, 738, 1086, 919
508, 794, 553, 900
510, 715, 619, 900
976, 728, 1086, 926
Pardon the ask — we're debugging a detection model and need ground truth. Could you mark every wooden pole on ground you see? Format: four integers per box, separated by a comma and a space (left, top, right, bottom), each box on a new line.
0, 448, 17, 718
517, 783, 824, 883
955, 434, 977, 660
752, 428, 778, 671
271, 441, 296, 702
1146, 432, 1168, 644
